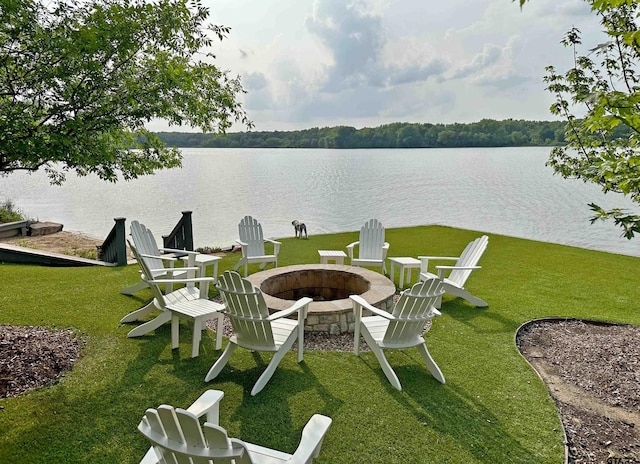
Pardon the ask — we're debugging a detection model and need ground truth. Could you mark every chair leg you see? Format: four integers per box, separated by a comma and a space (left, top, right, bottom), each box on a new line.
214, 313, 224, 350
120, 300, 155, 323
191, 317, 203, 358
251, 333, 297, 396
361, 329, 402, 391
416, 343, 445, 384
127, 311, 171, 338
120, 279, 149, 295
448, 287, 488, 308
171, 313, 181, 350
297, 316, 305, 363
353, 321, 362, 356
233, 258, 244, 272
204, 343, 237, 382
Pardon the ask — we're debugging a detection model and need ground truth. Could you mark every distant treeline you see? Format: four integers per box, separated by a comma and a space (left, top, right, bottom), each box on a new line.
155, 119, 584, 149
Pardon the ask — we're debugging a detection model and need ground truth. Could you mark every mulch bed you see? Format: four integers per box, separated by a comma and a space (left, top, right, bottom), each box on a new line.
0, 325, 83, 399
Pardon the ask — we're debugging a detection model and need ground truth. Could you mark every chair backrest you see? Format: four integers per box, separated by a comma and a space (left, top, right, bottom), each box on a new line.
130, 220, 165, 276
383, 278, 444, 346
139, 405, 252, 464
128, 241, 170, 308
359, 219, 385, 260
448, 235, 489, 286
216, 271, 275, 349
238, 216, 266, 257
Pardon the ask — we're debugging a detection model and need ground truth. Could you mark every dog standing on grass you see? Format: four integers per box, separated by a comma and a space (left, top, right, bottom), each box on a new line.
292, 220, 308, 239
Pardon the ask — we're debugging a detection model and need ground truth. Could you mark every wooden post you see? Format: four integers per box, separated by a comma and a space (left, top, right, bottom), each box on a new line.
182, 211, 194, 251
114, 217, 127, 266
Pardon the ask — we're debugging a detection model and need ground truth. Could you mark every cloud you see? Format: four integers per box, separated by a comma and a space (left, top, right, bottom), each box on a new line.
305, 0, 448, 93
385, 59, 448, 86
305, 0, 386, 91
450, 43, 503, 79
243, 72, 268, 91
210, 0, 605, 131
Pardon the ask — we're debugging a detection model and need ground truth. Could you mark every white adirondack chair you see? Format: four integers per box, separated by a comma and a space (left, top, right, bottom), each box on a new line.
121, 220, 200, 296
122, 243, 224, 353
351, 278, 446, 391
139, 389, 332, 464
233, 216, 281, 277
205, 271, 312, 396
419, 235, 489, 309
346, 219, 390, 274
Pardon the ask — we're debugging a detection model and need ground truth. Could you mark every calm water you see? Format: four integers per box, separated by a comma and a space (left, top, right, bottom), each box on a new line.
2, 147, 639, 256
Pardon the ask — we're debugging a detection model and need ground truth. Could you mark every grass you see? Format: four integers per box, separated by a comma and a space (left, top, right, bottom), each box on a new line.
1, 225, 639, 463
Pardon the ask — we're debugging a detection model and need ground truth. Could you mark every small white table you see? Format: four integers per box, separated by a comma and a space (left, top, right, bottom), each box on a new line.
166, 299, 225, 357
318, 250, 347, 265
388, 257, 422, 289
181, 254, 222, 280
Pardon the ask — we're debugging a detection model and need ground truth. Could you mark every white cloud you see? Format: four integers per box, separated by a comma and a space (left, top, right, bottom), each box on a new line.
146, 0, 608, 132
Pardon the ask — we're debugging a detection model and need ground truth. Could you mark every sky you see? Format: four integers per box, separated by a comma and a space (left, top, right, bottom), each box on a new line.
150, 0, 605, 132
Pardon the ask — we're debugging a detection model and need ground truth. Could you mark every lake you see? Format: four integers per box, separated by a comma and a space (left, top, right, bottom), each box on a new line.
2, 147, 639, 257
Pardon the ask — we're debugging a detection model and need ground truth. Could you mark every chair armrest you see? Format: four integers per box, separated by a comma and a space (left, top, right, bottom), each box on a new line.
382, 242, 390, 260
350, 295, 394, 320
435, 265, 481, 271
418, 256, 458, 272
266, 297, 312, 321
148, 266, 200, 274
159, 248, 199, 257
185, 389, 224, 424
265, 238, 281, 255
148, 266, 201, 280
291, 414, 333, 463
146, 276, 215, 285
346, 241, 359, 259
139, 252, 178, 263
435, 265, 481, 279
236, 240, 249, 257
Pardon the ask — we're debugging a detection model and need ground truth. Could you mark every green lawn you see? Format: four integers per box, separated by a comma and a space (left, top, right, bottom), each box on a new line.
1, 225, 639, 463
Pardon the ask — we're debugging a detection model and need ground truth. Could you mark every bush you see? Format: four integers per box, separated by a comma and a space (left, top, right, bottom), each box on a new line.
0, 199, 26, 223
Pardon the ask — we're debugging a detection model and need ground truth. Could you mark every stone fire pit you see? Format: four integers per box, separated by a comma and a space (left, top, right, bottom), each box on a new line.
246, 264, 396, 334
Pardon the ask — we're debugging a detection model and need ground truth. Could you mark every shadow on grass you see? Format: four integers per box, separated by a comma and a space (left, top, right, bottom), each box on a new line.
130, 328, 345, 454
442, 298, 522, 334
393, 366, 540, 463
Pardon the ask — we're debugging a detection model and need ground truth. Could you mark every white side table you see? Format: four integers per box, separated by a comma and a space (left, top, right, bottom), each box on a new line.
166, 299, 225, 357
318, 250, 347, 265
181, 254, 222, 280
388, 257, 421, 289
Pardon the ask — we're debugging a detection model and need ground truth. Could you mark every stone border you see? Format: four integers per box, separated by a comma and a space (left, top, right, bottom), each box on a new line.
247, 264, 396, 334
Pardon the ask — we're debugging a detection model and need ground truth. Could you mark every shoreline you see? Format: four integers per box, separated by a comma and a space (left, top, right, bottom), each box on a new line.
0, 231, 104, 257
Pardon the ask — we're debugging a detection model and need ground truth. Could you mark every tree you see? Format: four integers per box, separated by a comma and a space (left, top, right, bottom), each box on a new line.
520, 0, 640, 238
0, 0, 251, 184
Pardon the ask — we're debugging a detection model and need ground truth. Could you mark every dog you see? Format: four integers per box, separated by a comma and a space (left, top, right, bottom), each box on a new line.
292, 220, 308, 239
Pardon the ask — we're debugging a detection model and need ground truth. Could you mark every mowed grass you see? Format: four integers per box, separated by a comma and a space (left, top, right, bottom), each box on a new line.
1, 225, 639, 463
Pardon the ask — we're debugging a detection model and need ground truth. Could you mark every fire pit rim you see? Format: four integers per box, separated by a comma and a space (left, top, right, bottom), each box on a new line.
246, 264, 396, 315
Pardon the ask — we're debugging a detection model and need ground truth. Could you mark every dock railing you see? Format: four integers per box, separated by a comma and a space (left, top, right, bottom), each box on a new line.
162, 211, 194, 251
97, 217, 127, 266
98, 212, 195, 266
